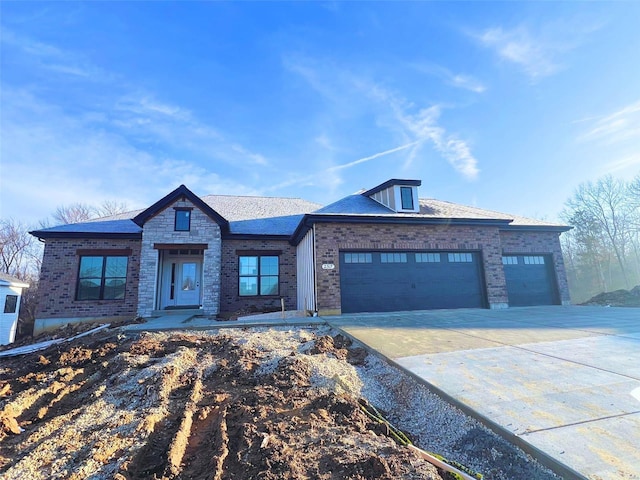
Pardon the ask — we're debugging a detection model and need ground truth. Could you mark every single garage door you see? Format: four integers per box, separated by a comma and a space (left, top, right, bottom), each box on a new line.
502, 255, 559, 306
340, 251, 485, 314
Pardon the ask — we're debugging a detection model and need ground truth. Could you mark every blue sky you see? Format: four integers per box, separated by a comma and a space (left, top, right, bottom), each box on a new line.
1, 1, 639, 225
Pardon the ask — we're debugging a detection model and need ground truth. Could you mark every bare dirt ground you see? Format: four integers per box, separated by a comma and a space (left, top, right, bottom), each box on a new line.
0, 326, 560, 480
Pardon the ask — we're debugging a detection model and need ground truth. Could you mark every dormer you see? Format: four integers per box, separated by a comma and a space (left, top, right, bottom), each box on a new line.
362, 179, 421, 213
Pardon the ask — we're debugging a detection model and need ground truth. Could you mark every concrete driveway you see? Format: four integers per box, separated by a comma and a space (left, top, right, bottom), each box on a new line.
328, 306, 640, 480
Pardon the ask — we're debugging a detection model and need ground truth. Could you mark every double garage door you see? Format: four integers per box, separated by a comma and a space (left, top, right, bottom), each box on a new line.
340, 251, 486, 314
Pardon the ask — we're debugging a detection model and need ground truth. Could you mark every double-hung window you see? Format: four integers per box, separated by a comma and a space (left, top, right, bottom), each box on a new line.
77, 255, 128, 300
239, 255, 279, 296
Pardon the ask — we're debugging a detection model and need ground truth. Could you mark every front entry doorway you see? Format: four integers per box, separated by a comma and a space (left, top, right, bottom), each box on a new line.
158, 249, 204, 310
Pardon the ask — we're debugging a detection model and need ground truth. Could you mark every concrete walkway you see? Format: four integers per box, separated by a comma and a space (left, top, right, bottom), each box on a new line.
328, 306, 640, 480
123, 312, 324, 331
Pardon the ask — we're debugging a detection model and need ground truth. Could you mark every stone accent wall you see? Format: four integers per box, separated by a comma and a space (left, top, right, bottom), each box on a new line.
36, 238, 141, 319
220, 239, 297, 315
313, 222, 509, 314
137, 199, 222, 317
499, 230, 571, 305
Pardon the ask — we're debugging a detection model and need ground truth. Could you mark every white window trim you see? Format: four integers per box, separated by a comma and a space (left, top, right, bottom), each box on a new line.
393, 185, 420, 213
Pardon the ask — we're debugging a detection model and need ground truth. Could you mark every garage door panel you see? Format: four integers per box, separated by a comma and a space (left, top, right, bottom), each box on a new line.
503, 255, 559, 306
340, 251, 485, 313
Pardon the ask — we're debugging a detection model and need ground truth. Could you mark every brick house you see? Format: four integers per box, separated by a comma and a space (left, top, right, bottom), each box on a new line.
30, 179, 571, 330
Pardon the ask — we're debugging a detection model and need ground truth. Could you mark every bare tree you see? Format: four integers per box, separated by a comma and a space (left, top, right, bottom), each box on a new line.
0, 218, 40, 278
96, 200, 129, 218
0, 218, 43, 338
52, 203, 94, 225
566, 176, 633, 288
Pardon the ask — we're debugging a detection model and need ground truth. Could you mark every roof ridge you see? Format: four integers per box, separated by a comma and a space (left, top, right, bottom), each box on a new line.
201, 193, 318, 201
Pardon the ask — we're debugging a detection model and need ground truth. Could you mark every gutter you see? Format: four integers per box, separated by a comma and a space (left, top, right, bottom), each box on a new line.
29, 231, 143, 241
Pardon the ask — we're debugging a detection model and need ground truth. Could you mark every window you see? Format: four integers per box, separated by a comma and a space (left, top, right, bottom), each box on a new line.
400, 186, 414, 210
416, 253, 441, 263
4, 295, 18, 314
380, 253, 407, 263
502, 256, 518, 265
448, 252, 473, 263
344, 253, 372, 264
239, 255, 279, 296
175, 209, 191, 231
77, 256, 128, 300
524, 256, 545, 265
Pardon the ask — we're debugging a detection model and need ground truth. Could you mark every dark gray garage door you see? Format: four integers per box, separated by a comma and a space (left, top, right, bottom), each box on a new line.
502, 255, 559, 306
340, 251, 485, 314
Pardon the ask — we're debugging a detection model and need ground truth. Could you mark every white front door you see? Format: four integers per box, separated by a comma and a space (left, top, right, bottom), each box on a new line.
160, 255, 202, 309
175, 260, 200, 306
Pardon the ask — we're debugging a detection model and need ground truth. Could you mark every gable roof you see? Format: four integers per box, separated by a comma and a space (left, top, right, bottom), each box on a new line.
30, 180, 569, 243
31, 191, 322, 239
132, 184, 230, 233
290, 193, 570, 244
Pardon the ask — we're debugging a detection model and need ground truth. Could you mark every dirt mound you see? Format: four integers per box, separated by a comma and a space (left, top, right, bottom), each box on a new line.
0, 328, 444, 479
580, 285, 640, 307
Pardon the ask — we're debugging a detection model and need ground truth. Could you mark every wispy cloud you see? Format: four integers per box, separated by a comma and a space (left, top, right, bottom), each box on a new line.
396, 106, 479, 178
111, 94, 269, 168
1, 27, 108, 79
354, 78, 480, 179
411, 62, 486, 93
579, 100, 640, 145
0, 28, 273, 222
472, 17, 602, 80
604, 154, 640, 173
475, 26, 559, 79
0, 88, 263, 223
284, 56, 480, 181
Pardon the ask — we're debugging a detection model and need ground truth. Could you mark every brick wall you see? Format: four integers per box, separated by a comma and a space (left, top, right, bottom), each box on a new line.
220, 239, 297, 314
499, 230, 571, 304
137, 198, 222, 317
313, 222, 509, 314
36, 238, 141, 319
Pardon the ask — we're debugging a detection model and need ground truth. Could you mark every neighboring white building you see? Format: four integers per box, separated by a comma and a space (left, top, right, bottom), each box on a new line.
0, 273, 29, 345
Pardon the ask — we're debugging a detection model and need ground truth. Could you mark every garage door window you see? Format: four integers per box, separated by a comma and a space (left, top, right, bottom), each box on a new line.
502, 256, 518, 265
448, 253, 473, 263
344, 253, 372, 264
380, 253, 407, 263
524, 256, 545, 265
416, 253, 441, 263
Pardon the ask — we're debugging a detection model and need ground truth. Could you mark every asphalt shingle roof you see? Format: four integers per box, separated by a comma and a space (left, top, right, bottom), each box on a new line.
31, 219, 142, 236
311, 195, 565, 228
32, 189, 566, 238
